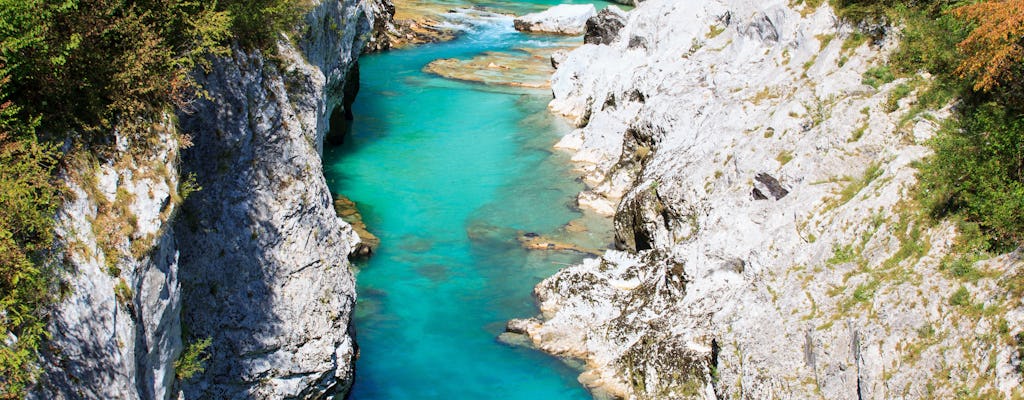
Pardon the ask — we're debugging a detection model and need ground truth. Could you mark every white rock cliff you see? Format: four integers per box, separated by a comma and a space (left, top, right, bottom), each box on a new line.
31, 0, 379, 398
515, 0, 1024, 398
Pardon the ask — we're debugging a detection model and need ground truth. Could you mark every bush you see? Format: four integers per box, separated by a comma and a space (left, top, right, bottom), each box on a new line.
862, 65, 895, 89
837, 0, 1024, 250
0, 75, 61, 398
175, 337, 212, 381
949, 286, 971, 306
919, 102, 1024, 247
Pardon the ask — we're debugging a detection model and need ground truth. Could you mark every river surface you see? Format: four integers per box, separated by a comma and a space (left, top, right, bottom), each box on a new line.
324, 3, 615, 398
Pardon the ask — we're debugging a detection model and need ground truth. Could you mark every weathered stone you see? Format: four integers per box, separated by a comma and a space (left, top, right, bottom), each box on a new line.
514, 4, 597, 35
170, 0, 376, 397
584, 6, 627, 45
32, 123, 182, 400
519, 0, 1024, 398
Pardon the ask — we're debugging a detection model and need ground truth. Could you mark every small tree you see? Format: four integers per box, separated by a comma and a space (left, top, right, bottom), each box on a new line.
952, 0, 1024, 91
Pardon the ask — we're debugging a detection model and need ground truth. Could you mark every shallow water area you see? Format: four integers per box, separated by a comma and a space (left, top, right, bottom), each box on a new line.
323, 2, 614, 399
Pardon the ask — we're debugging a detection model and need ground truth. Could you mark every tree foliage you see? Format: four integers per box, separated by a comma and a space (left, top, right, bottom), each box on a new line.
0, 0, 307, 396
952, 0, 1024, 92
833, 0, 1024, 248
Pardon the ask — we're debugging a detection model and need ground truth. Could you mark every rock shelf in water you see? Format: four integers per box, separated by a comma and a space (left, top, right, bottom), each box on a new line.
423, 47, 570, 88
334, 193, 381, 258
517, 231, 603, 256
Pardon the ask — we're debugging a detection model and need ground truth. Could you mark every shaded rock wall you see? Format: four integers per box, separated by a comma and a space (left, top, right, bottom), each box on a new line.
174, 0, 375, 397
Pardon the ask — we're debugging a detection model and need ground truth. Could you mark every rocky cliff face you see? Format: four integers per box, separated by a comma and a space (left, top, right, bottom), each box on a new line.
32, 122, 184, 400
515, 0, 1024, 398
32, 0, 379, 398
174, 0, 374, 397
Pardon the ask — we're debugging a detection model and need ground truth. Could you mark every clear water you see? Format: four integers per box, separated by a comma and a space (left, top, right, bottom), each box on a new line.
323, 4, 614, 398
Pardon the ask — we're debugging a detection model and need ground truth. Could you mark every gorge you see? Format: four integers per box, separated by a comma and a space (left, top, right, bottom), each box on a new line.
5, 0, 1024, 399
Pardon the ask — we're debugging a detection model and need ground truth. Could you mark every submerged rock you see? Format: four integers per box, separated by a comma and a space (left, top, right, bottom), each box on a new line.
334, 194, 381, 258
513, 4, 597, 35
424, 47, 570, 88
516, 231, 603, 256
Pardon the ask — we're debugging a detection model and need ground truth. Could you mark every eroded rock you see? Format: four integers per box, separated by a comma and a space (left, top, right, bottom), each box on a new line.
334, 194, 381, 259
584, 6, 627, 45
513, 4, 597, 35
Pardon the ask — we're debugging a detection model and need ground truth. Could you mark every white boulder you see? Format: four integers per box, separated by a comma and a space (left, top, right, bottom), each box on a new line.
513, 4, 597, 35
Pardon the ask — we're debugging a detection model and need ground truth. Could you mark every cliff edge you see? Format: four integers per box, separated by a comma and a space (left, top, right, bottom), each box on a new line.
31, 0, 381, 398
514, 0, 1024, 398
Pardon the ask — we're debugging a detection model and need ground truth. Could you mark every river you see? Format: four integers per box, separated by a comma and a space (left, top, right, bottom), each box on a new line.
324, 3, 614, 397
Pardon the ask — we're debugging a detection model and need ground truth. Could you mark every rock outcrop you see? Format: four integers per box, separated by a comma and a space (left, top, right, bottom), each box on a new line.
517, 0, 1024, 398
584, 6, 627, 45
363, 0, 459, 52
31, 122, 184, 400
514, 4, 597, 35
174, 0, 375, 397
364, 0, 397, 52
31, 0, 381, 398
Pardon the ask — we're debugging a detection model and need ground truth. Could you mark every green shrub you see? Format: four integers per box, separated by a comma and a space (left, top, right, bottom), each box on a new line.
175, 337, 212, 381
949, 286, 971, 307
0, 75, 62, 398
862, 66, 895, 89
919, 102, 1024, 247
884, 83, 912, 112
838, 0, 1024, 250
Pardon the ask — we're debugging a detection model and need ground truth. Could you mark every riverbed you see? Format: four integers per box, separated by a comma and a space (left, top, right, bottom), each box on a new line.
324, 3, 615, 397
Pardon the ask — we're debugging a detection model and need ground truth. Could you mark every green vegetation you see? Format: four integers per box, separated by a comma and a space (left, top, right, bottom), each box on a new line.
0, 0, 308, 396
834, 0, 1024, 250
949, 286, 971, 307
862, 65, 894, 89
174, 337, 212, 381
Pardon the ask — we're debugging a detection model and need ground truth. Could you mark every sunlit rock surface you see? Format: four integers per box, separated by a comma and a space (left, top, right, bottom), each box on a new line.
514, 0, 1024, 398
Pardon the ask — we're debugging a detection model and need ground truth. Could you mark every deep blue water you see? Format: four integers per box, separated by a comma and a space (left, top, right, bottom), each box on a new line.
324, 3, 614, 398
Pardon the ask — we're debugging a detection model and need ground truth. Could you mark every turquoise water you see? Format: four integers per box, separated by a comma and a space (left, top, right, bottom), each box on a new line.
323, 5, 613, 399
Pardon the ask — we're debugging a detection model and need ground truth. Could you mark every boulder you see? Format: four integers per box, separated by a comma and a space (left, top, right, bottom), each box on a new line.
584, 6, 628, 45
513, 4, 597, 35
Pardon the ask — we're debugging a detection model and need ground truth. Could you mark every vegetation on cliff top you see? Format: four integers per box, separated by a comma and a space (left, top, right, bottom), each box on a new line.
833, 0, 1024, 251
0, 0, 305, 396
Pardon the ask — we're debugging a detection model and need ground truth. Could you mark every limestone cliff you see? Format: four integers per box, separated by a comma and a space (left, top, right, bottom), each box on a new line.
31, 0, 380, 398
514, 0, 1024, 398
174, 0, 374, 397
31, 122, 184, 400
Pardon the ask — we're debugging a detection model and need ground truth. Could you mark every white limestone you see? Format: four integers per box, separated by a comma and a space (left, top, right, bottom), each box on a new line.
515, 0, 1024, 398
514, 4, 598, 35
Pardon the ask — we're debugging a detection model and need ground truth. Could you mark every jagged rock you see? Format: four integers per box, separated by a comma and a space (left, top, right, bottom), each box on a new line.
752, 172, 789, 200
550, 49, 569, 69
518, 0, 1024, 398
170, 0, 375, 398
364, 0, 396, 53
584, 6, 627, 45
513, 4, 597, 35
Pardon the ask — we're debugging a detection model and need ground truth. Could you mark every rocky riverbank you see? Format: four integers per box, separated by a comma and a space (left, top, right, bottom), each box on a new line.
511, 0, 1024, 398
